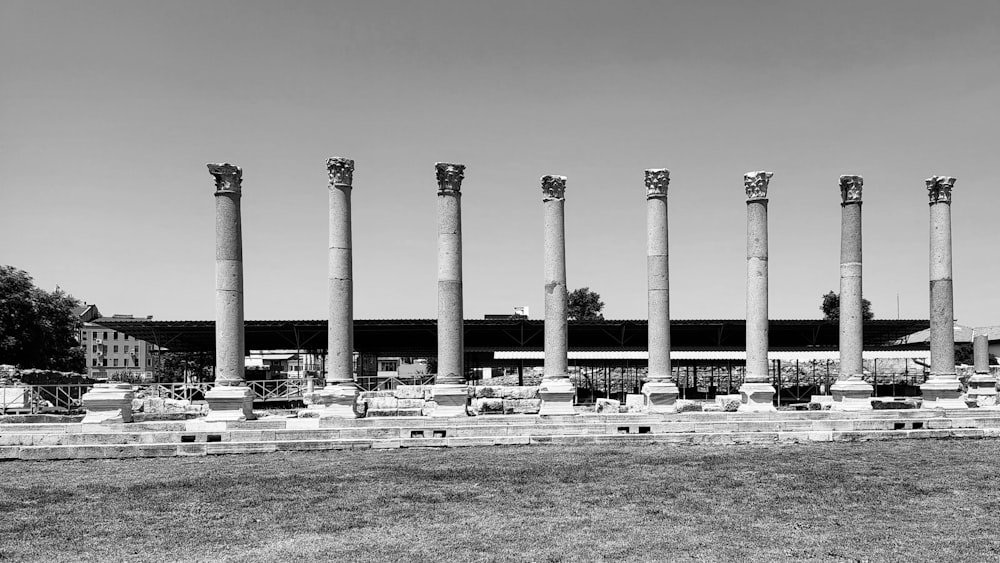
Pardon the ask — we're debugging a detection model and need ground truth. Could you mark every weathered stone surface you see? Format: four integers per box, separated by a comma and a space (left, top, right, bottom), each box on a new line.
510, 398, 541, 414
367, 397, 398, 410
395, 385, 425, 399
366, 409, 398, 417
503, 386, 539, 399
595, 398, 621, 414
675, 399, 703, 413
362, 390, 395, 398
478, 398, 504, 414
476, 386, 498, 398
395, 408, 423, 417
872, 399, 918, 410
397, 398, 425, 409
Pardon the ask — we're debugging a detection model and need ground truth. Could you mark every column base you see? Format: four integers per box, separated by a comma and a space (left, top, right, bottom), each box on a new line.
204, 385, 257, 422
738, 382, 776, 412
829, 378, 873, 411
302, 384, 359, 418
538, 378, 577, 416
966, 373, 998, 407
920, 376, 968, 409
428, 384, 469, 417
81, 383, 135, 424
641, 380, 679, 414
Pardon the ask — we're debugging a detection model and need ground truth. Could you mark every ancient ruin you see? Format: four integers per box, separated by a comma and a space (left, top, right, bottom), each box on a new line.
739, 171, 777, 411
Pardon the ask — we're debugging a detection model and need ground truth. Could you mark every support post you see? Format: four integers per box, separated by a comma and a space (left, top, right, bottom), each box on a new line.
641, 169, 679, 413
304, 158, 360, 416
430, 163, 470, 417
538, 175, 576, 415
739, 171, 777, 411
831, 175, 873, 410
920, 176, 967, 409
204, 163, 255, 422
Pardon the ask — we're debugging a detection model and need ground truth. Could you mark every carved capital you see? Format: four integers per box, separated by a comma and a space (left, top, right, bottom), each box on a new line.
541, 175, 567, 201
744, 171, 773, 201
926, 175, 955, 204
840, 175, 863, 204
207, 163, 242, 195
435, 162, 465, 195
327, 157, 354, 187
645, 169, 670, 199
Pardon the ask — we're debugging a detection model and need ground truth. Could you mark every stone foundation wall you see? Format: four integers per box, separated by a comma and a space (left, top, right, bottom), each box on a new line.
359, 385, 543, 417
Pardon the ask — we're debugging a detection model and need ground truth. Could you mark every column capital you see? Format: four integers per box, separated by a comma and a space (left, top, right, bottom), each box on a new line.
840, 175, 863, 204
744, 171, 773, 201
327, 157, 354, 187
645, 169, 670, 199
541, 175, 567, 200
207, 163, 242, 196
435, 162, 465, 195
926, 175, 955, 204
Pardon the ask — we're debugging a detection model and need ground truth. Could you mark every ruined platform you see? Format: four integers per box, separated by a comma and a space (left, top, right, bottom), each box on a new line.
3, 409, 1000, 461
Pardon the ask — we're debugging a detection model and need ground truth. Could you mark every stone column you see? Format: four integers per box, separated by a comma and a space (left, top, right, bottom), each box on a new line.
304, 158, 359, 417
430, 162, 469, 417
204, 163, 255, 422
966, 329, 997, 406
641, 169, 679, 413
538, 175, 576, 415
739, 171, 776, 412
920, 176, 967, 409
831, 175, 873, 410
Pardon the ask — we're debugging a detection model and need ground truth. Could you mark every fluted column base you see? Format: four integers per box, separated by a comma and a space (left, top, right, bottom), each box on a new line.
429, 384, 469, 417
830, 378, 873, 411
81, 383, 135, 424
641, 380, 679, 414
966, 373, 998, 407
738, 382, 776, 412
204, 385, 256, 421
920, 376, 968, 409
538, 378, 577, 416
303, 384, 359, 418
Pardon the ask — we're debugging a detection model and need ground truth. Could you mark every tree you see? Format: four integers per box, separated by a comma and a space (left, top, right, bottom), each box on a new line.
158, 351, 215, 383
820, 290, 873, 322
568, 287, 605, 321
0, 265, 85, 372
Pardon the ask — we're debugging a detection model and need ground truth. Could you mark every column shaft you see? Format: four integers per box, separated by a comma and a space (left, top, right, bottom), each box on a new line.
745, 200, 769, 383
437, 177, 464, 383
647, 194, 670, 379
929, 201, 955, 376
328, 173, 354, 384
543, 196, 569, 378
839, 201, 863, 378
974, 333, 989, 373
213, 167, 244, 385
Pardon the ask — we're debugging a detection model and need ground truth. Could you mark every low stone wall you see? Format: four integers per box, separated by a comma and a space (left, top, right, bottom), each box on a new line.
359, 385, 543, 417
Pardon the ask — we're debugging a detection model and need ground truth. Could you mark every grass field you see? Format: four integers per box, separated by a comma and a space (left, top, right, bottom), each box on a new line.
2, 439, 999, 562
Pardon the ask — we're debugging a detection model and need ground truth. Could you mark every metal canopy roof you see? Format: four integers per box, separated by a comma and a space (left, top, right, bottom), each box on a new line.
92, 317, 929, 355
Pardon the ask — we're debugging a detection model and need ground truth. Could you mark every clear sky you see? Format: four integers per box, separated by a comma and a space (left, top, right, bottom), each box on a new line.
1, 0, 997, 327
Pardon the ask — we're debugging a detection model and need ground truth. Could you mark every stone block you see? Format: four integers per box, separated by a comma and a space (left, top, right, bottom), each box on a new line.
512, 398, 541, 414
476, 386, 498, 398
367, 397, 398, 410
675, 400, 703, 413
595, 398, 621, 414
421, 401, 438, 417
397, 399, 426, 409
366, 409, 398, 417
504, 386, 539, 399
702, 403, 722, 412
395, 385, 425, 399
478, 398, 504, 414
396, 408, 423, 417
362, 391, 395, 398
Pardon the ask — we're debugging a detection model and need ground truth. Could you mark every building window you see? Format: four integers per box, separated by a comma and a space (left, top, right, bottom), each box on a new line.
133, 358, 140, 367
113, 332, 118, 340
92, 345, 97, 353
113, 359, 119, 367
113, 345, 118, 353
102, 359, 108, 367
147, 358, 152, 367
92, 331, 98, 339
92, 358, 98, 366
82, 332, 87, 340
103, 331, 108, 340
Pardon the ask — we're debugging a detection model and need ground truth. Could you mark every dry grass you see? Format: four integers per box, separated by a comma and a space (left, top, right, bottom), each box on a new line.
2, 439, 1000, 562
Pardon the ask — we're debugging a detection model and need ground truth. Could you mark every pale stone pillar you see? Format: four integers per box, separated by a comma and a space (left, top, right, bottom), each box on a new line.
831, 175, 873, 410
641, 169, 679, 413
920, 176, 967, 409
81, 383, 135, 424
966, 329, 997, 406
305, 158, 359, 417
739, 171, 776, 411
538, 175, 576, 416
204, 163, 255, 422
430, 162, 469, 417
